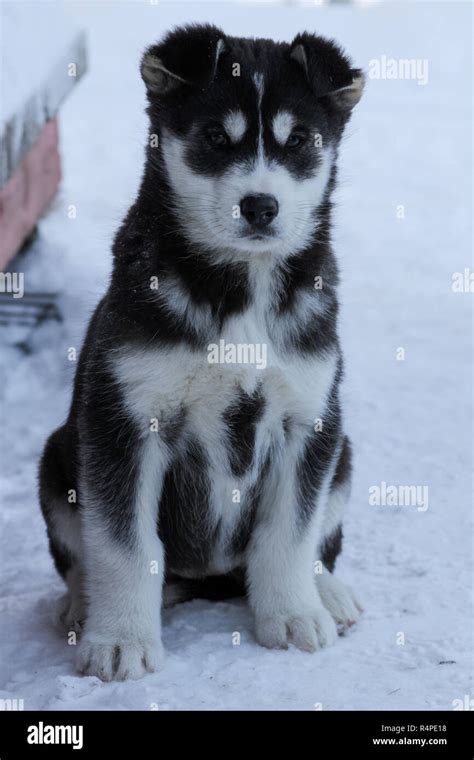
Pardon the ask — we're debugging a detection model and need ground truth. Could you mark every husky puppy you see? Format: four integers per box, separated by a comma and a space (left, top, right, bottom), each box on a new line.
39, 24, 364, 681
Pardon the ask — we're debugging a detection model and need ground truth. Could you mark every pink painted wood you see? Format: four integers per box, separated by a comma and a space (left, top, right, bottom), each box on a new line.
0, 118, 61, 270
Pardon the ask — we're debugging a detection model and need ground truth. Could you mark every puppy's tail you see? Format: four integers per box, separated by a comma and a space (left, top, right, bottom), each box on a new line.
163, 570, 246, 608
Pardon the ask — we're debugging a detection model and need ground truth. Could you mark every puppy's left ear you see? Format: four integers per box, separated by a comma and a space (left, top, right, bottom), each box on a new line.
290, 32, 364, 112
141, 24, 226, 95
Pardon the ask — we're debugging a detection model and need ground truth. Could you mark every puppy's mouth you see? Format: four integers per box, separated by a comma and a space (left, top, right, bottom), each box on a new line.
241, 229, 276, 241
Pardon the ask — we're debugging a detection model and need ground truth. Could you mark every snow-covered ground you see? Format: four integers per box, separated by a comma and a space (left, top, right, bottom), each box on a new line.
0, 1, 472, 711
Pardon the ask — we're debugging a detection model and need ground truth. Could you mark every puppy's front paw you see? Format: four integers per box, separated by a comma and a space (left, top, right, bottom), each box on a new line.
255, 604, 337, 653
77, 633, 164, 681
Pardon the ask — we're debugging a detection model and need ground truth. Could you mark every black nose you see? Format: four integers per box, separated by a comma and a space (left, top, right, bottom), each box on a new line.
240, 194, 279, 228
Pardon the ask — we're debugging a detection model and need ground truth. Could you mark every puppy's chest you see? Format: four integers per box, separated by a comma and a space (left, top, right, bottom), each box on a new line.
114, 312, 337, 575
114, 314, 336, 441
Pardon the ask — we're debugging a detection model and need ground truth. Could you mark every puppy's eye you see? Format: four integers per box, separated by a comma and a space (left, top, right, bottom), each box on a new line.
286, 132, 306, 149
206, 129, 229, 147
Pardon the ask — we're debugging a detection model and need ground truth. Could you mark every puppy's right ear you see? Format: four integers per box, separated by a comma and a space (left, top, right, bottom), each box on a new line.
290, 33, 364, 114
141, 24, 226, 96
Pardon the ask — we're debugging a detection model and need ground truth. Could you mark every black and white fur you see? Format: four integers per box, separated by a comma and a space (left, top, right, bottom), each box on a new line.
39, 24, 364, 681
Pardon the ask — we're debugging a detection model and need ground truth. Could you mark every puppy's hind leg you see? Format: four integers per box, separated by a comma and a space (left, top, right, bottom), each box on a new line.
39, 425, 86, 633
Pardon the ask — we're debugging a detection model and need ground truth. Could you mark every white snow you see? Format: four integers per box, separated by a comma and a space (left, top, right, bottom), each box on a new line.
0, 1, 87, 185
0, 1, 472, 711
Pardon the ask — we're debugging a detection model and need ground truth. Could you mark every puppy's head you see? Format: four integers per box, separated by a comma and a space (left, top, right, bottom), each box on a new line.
141, 24, 363, 261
